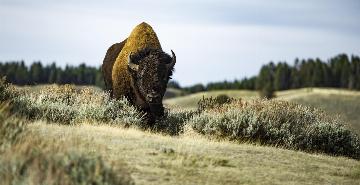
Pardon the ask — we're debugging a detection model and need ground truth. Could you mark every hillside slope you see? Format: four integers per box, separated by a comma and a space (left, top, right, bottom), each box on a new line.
164, 88, 360, 134
277, 88, 360, 134
29, 122, 360, 185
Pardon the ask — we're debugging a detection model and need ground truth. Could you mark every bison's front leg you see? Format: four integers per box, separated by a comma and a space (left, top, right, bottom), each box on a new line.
142, 104, 165, 126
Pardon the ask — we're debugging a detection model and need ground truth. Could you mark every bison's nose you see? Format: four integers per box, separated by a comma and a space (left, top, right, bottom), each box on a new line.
147, 93, 161, 103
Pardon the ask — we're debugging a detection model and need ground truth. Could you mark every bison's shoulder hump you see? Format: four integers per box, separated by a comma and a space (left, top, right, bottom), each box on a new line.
112, 22, 162, 98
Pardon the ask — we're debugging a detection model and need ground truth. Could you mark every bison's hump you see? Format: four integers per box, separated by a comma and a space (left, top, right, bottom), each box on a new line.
112, 22, 162, 99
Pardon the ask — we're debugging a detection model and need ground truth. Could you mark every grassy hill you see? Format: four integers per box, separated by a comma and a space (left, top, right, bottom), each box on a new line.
277, 88, 360, 134
29, 122, 360, 185
2, 83, 360, 184
164, 88, 360, 134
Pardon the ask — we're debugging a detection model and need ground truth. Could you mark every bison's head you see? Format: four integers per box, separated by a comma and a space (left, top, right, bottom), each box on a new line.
127, 48, 176, 119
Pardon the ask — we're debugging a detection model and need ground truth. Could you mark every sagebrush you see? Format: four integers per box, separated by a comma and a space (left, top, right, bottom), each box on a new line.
189, 98, 360, 159
9, 84, 144, 126
2, 79, 360, 159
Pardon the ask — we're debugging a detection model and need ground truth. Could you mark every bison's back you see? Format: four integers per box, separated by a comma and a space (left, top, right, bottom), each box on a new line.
112, 22, 162, 99
102, 39, 127, 93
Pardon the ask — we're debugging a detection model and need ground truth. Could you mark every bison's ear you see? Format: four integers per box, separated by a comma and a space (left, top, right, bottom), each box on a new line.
166, 50, 176, 70
127, 52, 139, 73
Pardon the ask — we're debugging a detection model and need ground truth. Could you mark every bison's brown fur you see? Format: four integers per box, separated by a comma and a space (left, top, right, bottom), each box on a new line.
112, 22, 162, 99
101, 39, 127, 95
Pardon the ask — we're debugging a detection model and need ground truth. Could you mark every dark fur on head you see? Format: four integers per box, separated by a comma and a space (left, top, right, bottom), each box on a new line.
127, 47, 176, 123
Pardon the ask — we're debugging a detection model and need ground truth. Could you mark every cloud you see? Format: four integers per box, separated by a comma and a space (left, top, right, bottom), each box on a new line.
0, 0, 359, 86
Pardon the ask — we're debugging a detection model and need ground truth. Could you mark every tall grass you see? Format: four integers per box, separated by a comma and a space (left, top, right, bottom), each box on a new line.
0, 85, 134, 185
189, 98, 360, 159
0, 142, 134, 185
0, 104, 25, 152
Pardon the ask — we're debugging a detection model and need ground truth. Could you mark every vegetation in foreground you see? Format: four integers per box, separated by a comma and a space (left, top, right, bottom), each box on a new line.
2, 78, 359, 159
1, 78, 360, 184
0, 103, 134, 185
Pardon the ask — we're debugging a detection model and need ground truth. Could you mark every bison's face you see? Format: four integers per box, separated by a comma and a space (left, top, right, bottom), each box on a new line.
127, 48, 176, 118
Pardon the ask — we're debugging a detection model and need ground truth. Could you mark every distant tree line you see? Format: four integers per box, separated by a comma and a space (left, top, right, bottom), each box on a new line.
1, 54, 359, 95
256, 54, 360, 98
0, 61, 104, 87
172, 54, 360, 95
176, 77, 257, 94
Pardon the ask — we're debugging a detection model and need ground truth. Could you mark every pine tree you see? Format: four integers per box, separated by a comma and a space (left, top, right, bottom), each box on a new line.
257, 63, 275, 99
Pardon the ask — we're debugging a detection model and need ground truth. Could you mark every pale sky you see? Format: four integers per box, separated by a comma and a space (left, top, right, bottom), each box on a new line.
0, 0, 359, 86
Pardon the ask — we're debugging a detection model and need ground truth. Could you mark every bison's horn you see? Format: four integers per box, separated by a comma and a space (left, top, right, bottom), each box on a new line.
128, 52, 139, 72
167, 50, 176, 69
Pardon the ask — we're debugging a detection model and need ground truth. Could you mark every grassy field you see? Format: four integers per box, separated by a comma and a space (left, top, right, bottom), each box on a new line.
29, 122, 360, 185
165, 88, 360, 134
277, 88, 360, 134
2, 83, 360, 185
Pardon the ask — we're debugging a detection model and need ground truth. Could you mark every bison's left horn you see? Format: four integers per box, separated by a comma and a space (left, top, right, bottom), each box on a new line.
167, 50, 176, 69
128, 52, 139, 72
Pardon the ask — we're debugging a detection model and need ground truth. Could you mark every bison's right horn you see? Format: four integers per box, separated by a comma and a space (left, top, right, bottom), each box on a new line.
167, 50, 176, 69
128, 52, 139, 72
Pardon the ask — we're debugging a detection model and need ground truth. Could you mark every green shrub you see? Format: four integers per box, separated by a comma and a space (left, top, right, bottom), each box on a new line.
189, 98, 360, 159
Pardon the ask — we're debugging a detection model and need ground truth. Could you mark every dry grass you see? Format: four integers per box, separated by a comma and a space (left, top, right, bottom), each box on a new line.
0, 135, 134, 185
0, 83, 134, 185
29, 123, 360, 185
3, 82, 360, 184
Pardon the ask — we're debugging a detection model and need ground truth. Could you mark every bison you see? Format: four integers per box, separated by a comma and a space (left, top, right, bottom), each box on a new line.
102, 22, 176, 124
